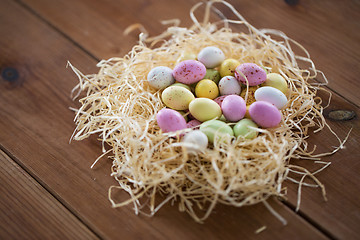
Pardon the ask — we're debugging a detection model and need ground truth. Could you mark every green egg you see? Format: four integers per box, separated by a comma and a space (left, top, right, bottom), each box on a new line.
203, 69, 221, 84
171, 82, 192, 91
233, 118, 259, 139
219, 114, 227, 122
262, 73, 288, 94
161, 86, 195, 110
176, 110, 188, 122
189, 98, 222, 122
200, 120, 234, 143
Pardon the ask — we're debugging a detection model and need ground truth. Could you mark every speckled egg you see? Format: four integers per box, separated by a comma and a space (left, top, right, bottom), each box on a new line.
156, 108, 187, 133
262, 73, 288, 94
182, 130, 208, 153
249, 101, 282, 128
189, 98, 222, 122
233, 118, 258, 139
200, 120, 234, 143
195, 79, 219, 99
235, 63, 267, 86
213, 95, 227, 107
255, 86, 288, 109
186, 119, 202, 129
240, 86, 259, 105
173, 60, 206, 84
204, 69, 221, 84
197, 46, 225, 68
221, 95, 246, 122
170, 82, 192, 91
219, 59, 240, 77
161, 86, 195, 110
218, 76, 241, 95
147, 66, 175, 89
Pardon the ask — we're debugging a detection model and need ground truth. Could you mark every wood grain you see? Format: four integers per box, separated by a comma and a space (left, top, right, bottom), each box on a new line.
15, 0, 360, 238
0, 149, 99, 240
0, 0, 330, 239
20, 0, 360, 106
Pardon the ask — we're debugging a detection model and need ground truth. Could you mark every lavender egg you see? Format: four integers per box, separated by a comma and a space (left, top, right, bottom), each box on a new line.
221, 95, 246, 122
235, 63, 267, 86
156, 108, 187, 133
249, 101, 282, 128
173, 60, 206, 84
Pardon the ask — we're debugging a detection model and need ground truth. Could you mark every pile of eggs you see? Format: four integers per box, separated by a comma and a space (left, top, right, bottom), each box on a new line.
147, 46, 288, 152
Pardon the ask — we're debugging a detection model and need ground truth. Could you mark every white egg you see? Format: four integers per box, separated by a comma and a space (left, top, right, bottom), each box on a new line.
197, 46, 225, 68
254, 86, 288, 109
182, 130, 208, 153
218, 76, 241, 95
147, 66, 175, 89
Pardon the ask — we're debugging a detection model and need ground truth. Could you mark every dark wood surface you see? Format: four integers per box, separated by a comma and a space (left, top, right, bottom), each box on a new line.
0, 0, 359, 239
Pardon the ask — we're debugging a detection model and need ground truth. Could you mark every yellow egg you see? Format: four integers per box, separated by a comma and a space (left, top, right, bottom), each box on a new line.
189, 98, 222, 122
219, 58, 241, 77
262, 73, 288, 94
240, 86, 259, 106
195, 79, 219, 99
161, 86, 195, 110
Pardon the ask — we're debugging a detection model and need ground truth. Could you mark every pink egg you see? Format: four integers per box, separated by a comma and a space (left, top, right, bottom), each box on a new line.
213, 95, 227, 108
173, 60, 206, 84
186, 119, 202, 129
249, 101, 282, 128
156, 108, 187, 133
221, 95, 246, 122
235, 63, 267, 86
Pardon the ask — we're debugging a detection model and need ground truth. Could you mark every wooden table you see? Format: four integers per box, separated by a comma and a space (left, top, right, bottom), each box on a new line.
0, 0, 359, 239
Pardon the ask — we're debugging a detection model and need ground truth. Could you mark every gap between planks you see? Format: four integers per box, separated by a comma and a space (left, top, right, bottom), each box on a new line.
0, 145, 102, 239
8, 0, 357, 238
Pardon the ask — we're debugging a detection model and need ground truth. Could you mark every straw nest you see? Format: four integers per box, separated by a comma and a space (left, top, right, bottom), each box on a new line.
69, 0, 345, 223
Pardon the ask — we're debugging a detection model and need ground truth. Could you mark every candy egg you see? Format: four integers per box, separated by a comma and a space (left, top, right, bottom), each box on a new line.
249, 101, 282, 128
147, 66, 175, 89
177, 110, 188, 122
213, 95, 227, 107
182, 130, 208, 153
240, 86, 259, 106
200, 120, 234, 143
219, 76, 241, 95
221, 95, 246, 122
170, 82, 191, 91
233, 118, 259, 139
219, 59, 240, 77
263, 73, 288, 94
189, 98, 222, 122
161, 86, 195, 110
195, 79, 219, 99
254, 86, 288, 109
235, 63, 267, 86
173, 60, 206, 84
156, 108, 187, 133
186, 119, 202, 129
204, 69, 221, 84
197, 46, 225, 68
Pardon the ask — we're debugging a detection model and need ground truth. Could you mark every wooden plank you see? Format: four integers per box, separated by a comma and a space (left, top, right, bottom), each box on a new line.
284, 90, 360, 239
19, 0, 360, 106
0, 149, 99, 239
16, 0, 360, 238
0, 0, 330, 239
